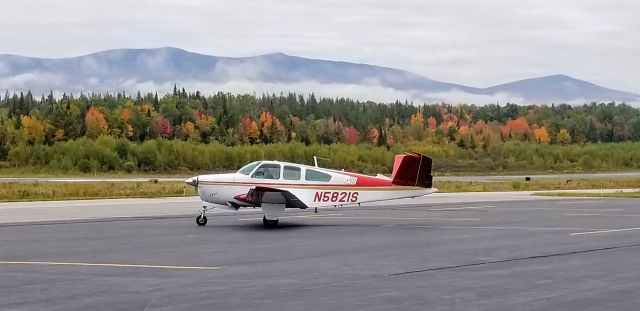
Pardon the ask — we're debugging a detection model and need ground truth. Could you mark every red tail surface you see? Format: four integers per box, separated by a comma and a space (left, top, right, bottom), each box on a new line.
391, 153, 433, 188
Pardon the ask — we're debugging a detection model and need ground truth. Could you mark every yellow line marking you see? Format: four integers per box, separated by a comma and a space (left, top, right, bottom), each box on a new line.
0, 261, 220, 270
564, 213, 603, 216
556, 201, 606, 204
407, 225, 600, 231
428, 205, 496, 211
571, 227, 640, 236
238, 214, 478, 221
565, 213, 640, 217
562, 208, 624, 211
300, 216, 479, 221
422, 207, 623, 212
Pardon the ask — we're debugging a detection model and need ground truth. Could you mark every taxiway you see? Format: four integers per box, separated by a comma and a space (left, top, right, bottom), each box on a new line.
1, 192, 639, 310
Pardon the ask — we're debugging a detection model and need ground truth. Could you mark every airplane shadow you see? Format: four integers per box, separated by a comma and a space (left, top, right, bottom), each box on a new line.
222, 221, 390, 231
243, 223, 317, 231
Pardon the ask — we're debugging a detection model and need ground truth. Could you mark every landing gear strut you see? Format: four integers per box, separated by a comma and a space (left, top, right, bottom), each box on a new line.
263, 216, 279, 228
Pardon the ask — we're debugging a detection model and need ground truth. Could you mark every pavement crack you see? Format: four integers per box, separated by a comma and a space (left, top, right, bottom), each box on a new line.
386, 242, 640, 277
275, 243, 640, 296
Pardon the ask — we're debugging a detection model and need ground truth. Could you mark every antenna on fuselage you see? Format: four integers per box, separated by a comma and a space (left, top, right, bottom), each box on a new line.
313, 156, 329, 168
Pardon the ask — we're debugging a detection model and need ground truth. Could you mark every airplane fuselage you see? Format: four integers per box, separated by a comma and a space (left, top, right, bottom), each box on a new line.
188, 161, 436, 210
186, 153, 436, 227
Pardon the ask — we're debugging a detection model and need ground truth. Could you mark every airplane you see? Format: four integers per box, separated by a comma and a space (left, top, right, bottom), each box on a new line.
185, 152, 436, 227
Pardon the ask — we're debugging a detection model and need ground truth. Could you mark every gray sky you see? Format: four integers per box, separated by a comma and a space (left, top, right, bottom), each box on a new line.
1, 0, 639, 93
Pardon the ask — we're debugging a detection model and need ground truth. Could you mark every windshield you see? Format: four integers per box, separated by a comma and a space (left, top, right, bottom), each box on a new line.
237, 161, 261, 175
251, 163, 281, 180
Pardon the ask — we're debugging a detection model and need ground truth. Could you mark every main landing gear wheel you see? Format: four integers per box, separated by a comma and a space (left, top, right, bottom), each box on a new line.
196, 215, 208, 226
263, 216, 279, 228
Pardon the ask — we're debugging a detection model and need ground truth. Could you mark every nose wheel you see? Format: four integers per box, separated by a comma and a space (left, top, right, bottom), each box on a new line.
196, 205, 211, 226
196, 214, 207, 226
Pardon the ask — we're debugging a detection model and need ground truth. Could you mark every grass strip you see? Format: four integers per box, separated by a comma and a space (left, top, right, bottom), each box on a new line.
435, 178, 640, 192
0, 181, 197, 202
534, 191, 640, 198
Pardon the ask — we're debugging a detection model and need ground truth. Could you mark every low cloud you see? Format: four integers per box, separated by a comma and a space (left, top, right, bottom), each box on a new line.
125, 79, 427, 103
79, 79, 550, 105
3, 73, 638, 107
422, 90, 527, 105
0, 71, 66, 91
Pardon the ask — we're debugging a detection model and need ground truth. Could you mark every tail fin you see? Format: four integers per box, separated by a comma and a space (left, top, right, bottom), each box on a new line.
391, 153, 433, 188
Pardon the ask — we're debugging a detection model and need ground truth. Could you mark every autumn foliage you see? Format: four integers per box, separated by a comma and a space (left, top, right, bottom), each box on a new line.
343, 127, 359, 144
84, 106, 108, 139
533, 127, 550, 144
155, 116, 173, 138
3, 89, 640, 174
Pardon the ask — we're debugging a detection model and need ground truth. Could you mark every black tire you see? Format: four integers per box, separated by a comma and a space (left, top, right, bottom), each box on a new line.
196, 215, 208, 226
263, 216, 279, 228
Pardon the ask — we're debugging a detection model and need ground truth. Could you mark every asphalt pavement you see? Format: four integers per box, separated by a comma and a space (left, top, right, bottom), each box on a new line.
1, 194, 640, 310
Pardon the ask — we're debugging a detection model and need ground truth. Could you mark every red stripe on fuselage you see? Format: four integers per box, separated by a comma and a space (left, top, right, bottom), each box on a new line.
197, 180, 396, 188
339, 172, 394, 187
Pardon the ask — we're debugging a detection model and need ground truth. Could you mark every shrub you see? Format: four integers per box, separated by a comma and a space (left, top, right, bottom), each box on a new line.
124, 161, 136, 173
4, 139, 640, 174
77, 159, 91, 173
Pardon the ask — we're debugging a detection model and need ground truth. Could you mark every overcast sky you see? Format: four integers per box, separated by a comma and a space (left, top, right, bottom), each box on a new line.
1, 0, 638, 93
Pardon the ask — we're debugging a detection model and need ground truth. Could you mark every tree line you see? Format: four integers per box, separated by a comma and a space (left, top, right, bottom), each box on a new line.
1, 88, 640, 173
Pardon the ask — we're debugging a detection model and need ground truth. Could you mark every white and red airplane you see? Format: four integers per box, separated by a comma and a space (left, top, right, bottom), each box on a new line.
185, 152, 436, 227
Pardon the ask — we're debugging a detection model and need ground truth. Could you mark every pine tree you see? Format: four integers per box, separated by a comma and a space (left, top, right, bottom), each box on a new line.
153, 92, 159, 109
377, 126, 387, 147
18, 92, 26, 116
14, 113, 22, 129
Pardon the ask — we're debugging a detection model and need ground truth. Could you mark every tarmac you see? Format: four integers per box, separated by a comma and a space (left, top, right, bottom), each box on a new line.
1, 192, 640, 310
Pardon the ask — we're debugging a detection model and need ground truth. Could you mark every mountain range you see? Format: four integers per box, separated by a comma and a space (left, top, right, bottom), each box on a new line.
0, 47, 638, 104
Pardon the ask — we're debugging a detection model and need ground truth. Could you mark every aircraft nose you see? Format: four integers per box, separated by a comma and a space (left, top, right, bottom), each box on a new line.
185, 176, 199, 187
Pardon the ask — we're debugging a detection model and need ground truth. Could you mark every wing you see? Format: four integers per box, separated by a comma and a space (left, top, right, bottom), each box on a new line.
234, 186, 309, 210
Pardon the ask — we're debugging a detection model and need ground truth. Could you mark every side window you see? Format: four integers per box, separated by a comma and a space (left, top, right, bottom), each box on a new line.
283, 166, 301, 180
305, 169, 332, 182
251, 163, 281, 180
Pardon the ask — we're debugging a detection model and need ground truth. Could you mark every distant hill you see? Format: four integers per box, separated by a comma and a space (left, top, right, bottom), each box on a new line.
481, 74, 640, 103
1, 47, 638, 103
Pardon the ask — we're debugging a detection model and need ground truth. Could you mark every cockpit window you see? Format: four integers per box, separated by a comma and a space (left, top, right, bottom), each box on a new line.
283, 165, 301, 180
305, 169, 332, 182
237, 162, 261, 175
251, 163, 281, 180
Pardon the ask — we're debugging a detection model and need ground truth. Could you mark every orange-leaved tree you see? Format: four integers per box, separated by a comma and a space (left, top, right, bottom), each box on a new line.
368, 127, 379, 144
533, 126, 550, 144
84, 106, 109, 139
